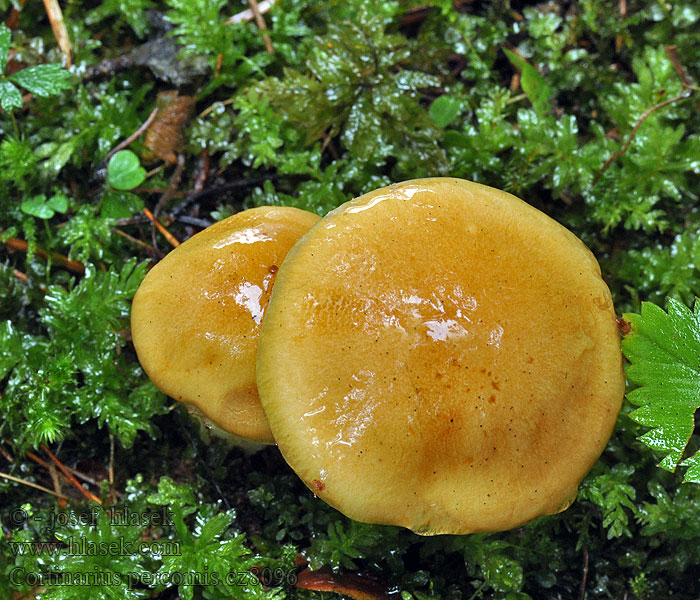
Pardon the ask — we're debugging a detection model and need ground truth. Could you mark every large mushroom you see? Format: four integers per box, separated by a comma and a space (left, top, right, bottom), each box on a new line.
257, 178, 625, 534
131, 206, 320, 444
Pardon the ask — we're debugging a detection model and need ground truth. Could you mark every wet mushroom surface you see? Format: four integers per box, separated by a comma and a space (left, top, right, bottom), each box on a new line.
131, 205, 320, 444
257, 177, 625, 534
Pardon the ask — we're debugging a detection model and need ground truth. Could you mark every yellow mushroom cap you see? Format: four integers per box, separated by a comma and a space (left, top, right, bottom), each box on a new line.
257, 178, 625, 534
131, 206, 320, 444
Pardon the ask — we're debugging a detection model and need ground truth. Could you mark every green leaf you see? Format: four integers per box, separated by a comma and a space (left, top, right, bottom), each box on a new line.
100, 190, 144, 219
430, 95, 461, 128
503, 48, 552, 114
8, 63, 72, 97
621, 299, 700, 482
20, 194, 54, 219
19, 193, 68, 219
0, 79, 22, 111
48, 192, 69, 214
107, 150, 147, 190
0, 320, 22, 379
0, 23, 11, 73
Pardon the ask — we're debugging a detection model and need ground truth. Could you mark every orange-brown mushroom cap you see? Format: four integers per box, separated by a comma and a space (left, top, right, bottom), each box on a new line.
257, 178, 625, 534
131, 206, 320, 444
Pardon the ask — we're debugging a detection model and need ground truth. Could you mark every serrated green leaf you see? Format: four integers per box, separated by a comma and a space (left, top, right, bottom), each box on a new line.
430, 95, 461, 128
107, 150, 147, 190
0, 79, 22, 111
621, 299, 700, 481
503, 48, 552, 115
0, 24, 11, 73
8, 63, 72, 97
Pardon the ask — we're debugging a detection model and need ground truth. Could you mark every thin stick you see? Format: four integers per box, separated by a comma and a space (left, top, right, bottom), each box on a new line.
198, 98, 234, 120
6, 0, 28, 29
154, 154, 185, 219
593, 89, 692, 184
247, 0, 274, 54
12, 269, 47, 293
65, 465, 100, 488
579, 546, 589, 600
145, 164, 166, 179
226, 0, 275, 25
177, 215, 212, 229
665, 45, 694, 88
2, 235, 85, 275
48, 463, 63, 497
143, 208, 180, 248
7, 445, 92, 489
41, 445, 101, 504
112, 228, 154, 251
0, 444, 14, 463
25, 450, 50, 469
12, 269, 28, 282
41, 0, 71, 67
5, 442, 51, 473
0, 471, 69, 500
109, 433, 115, 486
593, 48, 694, 185
105, 108, 159, 163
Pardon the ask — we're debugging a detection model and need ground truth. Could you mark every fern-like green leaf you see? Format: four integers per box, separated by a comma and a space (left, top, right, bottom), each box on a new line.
621, 299, 700, 482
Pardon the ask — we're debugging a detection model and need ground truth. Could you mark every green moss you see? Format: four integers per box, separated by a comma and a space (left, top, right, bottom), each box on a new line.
1, 0, 699, 598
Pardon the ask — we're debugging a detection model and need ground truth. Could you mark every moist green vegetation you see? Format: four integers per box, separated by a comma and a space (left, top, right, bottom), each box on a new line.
0, 0, 699, 598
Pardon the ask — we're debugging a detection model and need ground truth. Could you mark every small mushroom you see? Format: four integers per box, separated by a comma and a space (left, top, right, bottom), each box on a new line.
257, 178, 625, 534
131, 206, 320, 444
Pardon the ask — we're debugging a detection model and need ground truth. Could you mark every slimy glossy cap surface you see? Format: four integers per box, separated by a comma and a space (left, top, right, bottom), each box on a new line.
257, 178, 624, 534
131, 206, 320, 443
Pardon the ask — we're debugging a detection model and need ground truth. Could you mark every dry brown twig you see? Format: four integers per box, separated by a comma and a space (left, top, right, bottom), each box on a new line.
143, 208, 180, 249
112, 228, 154, 252
226, 0, 275, 25
153, 153, 186, 222
41, 445, 102, 504
0, 471, 69, 500
5, 0, 28, 29
105, 107, 160, 163
42, 0, 72, 67
2, 233, 85, 275
247, 0, 274, 54
579, 546, 589, 600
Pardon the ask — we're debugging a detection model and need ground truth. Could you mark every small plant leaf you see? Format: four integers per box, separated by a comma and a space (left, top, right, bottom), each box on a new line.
621, 299, 700, 482
0, 79, 22, 111
8, 64, 72, 97
101, 190, 144, 219
503, 48, 552, 115
0, 24, 11, 74
107, 150, 148, 190
48, 192, 69, 214
429, 95, 461, 128
20, 194, 54, 219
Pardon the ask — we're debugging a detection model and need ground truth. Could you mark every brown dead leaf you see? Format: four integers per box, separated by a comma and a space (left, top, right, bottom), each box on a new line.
143, 91, 195, 164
